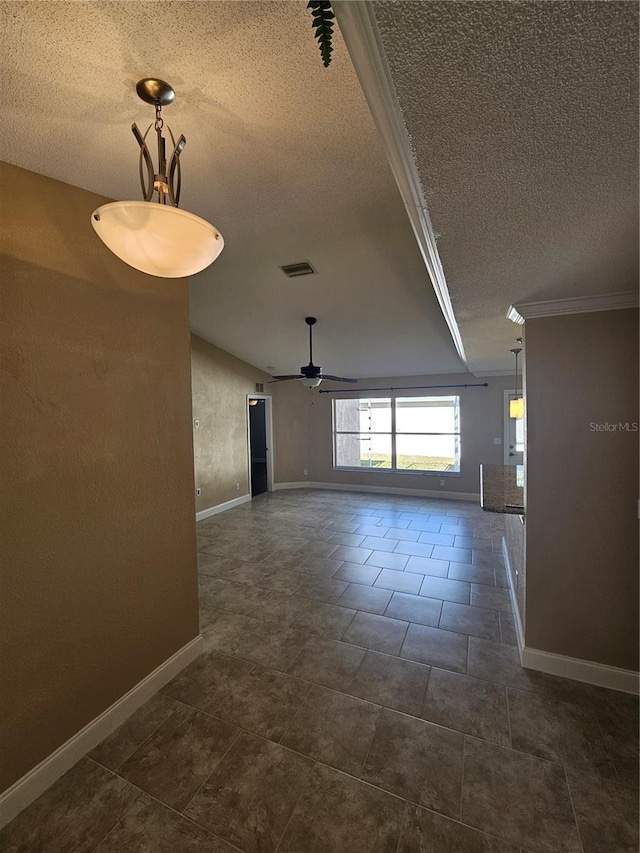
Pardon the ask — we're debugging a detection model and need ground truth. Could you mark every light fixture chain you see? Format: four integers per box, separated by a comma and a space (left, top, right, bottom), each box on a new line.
154, 102, 164, 133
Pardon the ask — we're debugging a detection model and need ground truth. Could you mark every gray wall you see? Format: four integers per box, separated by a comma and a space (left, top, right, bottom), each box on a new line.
525, 309, 639, 671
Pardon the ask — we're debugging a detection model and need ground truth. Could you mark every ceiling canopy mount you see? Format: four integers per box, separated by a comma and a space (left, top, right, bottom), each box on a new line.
135, 78, 176, 107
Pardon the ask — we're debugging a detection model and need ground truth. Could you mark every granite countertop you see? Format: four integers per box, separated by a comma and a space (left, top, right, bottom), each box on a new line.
480, 464, 524, 514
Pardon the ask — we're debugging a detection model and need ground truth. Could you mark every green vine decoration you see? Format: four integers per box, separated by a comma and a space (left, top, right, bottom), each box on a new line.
308, 0, 335, 67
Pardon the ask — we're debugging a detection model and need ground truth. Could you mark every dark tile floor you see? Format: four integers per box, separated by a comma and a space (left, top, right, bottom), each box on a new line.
2, 489, 638, 852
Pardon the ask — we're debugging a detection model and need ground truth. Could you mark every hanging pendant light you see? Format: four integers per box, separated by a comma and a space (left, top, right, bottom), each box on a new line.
509, 346, 524, 419
91, 79, 224, 278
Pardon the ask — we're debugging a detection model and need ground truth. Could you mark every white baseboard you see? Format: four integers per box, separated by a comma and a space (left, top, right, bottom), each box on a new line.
522, 646, 639, 695
196, 493, 251, 521
499, 540, 639, 694
272, 482, 310, 491
501, 537, 525, 658
0, 635, 203, 829
274, 481, 479, 502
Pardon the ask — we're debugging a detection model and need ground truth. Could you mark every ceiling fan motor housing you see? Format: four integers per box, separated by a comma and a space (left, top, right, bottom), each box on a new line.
301, 363, 322, 379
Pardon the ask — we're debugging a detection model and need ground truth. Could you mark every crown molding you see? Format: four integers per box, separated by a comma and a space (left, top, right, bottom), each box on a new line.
506, 305, 526, 324
507, 292, 638, 324
333, 0, 467, 369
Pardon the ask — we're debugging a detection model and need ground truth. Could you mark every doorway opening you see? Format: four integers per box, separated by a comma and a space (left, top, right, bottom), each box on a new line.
247, 395, 274, 497
503, 389, 524, 465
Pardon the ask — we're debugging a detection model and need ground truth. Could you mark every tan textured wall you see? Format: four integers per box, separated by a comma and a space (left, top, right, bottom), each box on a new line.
308, 373, 515, 495
191, 335, 275, 509
525, 310, 639, 670
271, 379, 314, 484
0, 162, 199, 791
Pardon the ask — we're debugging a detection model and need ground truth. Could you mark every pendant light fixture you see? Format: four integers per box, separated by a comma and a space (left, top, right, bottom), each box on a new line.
509, 345, 524, 419
91, 78, 224, 278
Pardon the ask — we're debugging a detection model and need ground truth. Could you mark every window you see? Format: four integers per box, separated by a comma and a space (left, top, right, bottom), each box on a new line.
333, 395, 461, 473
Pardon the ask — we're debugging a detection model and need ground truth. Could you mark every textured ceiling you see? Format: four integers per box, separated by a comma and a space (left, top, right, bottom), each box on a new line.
0, 0, 463, 379
374, 0, 638, 372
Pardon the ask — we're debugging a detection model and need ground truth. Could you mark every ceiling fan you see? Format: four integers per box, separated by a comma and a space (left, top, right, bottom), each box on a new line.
270, 317, 358, 388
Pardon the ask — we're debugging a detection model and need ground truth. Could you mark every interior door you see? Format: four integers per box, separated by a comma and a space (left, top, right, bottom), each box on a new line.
249, 399, 268, 496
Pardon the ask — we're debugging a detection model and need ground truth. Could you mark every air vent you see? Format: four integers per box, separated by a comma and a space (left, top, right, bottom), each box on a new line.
255, 382, 264, 393
281, 261, 316, 277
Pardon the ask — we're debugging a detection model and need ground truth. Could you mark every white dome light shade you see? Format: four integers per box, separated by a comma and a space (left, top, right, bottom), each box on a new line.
301, 377, 322, 388
91, 201, 223, 278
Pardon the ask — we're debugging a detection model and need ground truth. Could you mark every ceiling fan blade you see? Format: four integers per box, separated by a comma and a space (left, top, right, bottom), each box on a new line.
321, 375, 358, 383
269, 374, 304, 383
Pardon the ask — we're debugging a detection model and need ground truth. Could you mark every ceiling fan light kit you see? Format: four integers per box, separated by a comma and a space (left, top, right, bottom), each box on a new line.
91, 78, 224, 278
270, 317, 358, 389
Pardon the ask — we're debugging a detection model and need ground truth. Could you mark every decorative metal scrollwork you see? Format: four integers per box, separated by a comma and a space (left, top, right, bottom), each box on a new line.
167, 130, 186, 207
132, 123, 155, 201
131, 111, 186, 207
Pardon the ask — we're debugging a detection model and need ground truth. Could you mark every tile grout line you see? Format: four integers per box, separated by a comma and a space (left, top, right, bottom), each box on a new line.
90, 697, 179, 775
201, 551, 502, 599
200, 602, 544, 696
590, 699, 625, 785
104, 704, 189, 778
505, 685, 513, 749
394, 800, 410, 853
459, 735, 467, 822
86, 758, 247, 853
276, 680, 316, 747
167, 659, 506, 755
417, 662, 433, 721
178, 684, 468, 784
396, 617, 412, 660
179, 726, 243, 817
271, 762, 317, 853
563, 764, 587, 853
81, 758, 145, 853
343, 644, 370, 694
357, 704, 381, 784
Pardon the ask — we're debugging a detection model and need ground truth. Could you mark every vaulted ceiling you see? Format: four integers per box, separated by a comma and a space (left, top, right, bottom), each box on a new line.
0, 0, 463, 379
2, 1, 636, 377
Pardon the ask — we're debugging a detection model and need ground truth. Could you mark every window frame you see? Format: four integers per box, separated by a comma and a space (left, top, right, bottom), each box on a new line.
332, 394, 462, 475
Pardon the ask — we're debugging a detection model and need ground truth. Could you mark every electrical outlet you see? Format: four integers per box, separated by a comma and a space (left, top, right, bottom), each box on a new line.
193, 419, 199, 429
196, 487, 201, 496
493, 437, 501, 445
303, 469, 309, 476
236, 482, 240, 490
439, 479, 445, 487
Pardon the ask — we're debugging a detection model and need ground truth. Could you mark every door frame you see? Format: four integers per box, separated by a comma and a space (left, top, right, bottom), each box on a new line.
246, 394, 275, 494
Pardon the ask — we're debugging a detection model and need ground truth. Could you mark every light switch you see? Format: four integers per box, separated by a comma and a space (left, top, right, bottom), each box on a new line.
493, 437, 501, 445
194, 419, 199, 429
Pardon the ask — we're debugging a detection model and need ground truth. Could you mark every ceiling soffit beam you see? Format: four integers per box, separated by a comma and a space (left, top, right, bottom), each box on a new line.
507, 292, 639, 324
334, 0, 467, 368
